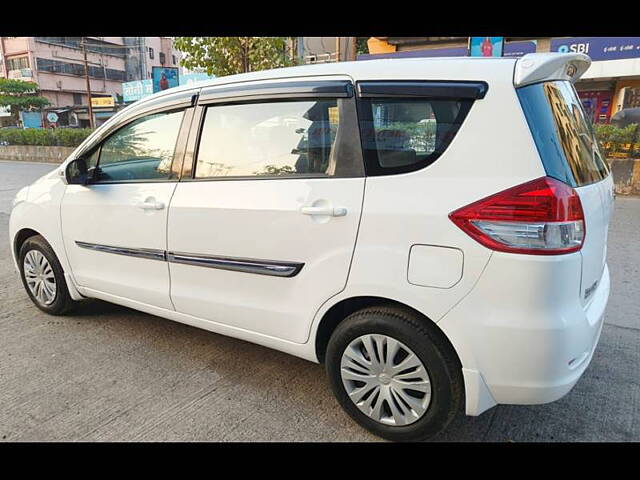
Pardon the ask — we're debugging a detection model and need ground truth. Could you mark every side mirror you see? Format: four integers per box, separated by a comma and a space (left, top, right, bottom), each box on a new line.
65, 157, 91, 185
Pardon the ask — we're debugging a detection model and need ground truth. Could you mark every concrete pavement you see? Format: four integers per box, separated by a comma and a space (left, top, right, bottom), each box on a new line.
0, 160, 638, 442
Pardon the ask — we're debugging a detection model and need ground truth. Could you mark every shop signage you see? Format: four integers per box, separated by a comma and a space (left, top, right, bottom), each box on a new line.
122, 73, 216, 103
550, 37, 640, 61
91, 96, 115, 108
46, 112, 59, 123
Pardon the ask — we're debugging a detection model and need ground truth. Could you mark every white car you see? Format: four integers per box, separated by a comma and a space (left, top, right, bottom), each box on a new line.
9, 53, 613, 441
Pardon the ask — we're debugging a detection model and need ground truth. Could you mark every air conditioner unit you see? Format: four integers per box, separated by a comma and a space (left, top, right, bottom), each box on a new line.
56, 81, 62, 89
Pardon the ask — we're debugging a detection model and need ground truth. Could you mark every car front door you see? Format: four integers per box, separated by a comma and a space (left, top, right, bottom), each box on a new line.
61, 105, 194, 310
167, 79, 366, 343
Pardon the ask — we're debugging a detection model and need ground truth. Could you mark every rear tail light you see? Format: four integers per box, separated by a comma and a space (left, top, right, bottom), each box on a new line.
449, 176, 585, 255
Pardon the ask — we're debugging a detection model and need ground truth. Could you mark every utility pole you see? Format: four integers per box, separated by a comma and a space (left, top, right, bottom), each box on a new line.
336, 37, 341, 62
81, 37, 95, 129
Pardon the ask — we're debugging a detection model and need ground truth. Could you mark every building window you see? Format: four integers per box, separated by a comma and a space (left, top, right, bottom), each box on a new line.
172, 55, 177, 65
36, 57, 125, 82
159, 52, 166, 65
7, 56, 29, 71
73, 93, 83, 105
149, 47, 154, 60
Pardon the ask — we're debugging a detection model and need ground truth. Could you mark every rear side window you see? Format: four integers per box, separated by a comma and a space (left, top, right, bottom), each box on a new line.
357, 85, 478, 176
517, 80, 610, 187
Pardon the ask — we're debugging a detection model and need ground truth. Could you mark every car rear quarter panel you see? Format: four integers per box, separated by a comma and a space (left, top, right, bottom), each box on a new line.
309, 61, 546, 350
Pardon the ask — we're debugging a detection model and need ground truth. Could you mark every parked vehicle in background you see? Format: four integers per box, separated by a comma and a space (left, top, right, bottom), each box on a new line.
9, 52, 613, 441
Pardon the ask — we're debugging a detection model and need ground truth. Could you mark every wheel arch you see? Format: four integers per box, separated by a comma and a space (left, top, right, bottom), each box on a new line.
13, 227, 42, 263
314, 295, 462, 372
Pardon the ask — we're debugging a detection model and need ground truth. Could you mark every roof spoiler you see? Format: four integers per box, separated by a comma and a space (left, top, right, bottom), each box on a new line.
514, 53, 591, 88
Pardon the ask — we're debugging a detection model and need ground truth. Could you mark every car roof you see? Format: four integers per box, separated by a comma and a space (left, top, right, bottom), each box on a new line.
143, 56, 519, 103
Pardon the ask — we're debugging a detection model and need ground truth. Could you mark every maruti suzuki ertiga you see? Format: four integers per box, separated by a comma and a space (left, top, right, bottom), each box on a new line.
10, 52, 613, 441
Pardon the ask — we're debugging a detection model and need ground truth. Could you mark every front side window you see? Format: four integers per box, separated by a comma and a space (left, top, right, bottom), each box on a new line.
358, 97, 473, 175
93, 110, 184, 182
194, 98, 363, 179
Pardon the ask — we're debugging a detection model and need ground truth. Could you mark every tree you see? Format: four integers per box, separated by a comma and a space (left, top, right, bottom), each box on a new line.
0, 79, 49, 126
356, 37, 370, 56
173, 37, 296, 77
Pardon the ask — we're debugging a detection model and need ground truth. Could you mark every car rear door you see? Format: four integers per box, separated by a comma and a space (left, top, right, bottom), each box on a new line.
517, 79, 614, 307
166, 78, 365, 343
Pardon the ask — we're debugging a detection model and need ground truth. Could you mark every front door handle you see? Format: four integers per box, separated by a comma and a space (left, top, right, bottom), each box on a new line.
300, 206, 347, 217
136, 199, 165, 210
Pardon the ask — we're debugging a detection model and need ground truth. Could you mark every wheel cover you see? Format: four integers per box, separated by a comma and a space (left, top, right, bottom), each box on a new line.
340, 334, 432, 426
23, 250, 57, 306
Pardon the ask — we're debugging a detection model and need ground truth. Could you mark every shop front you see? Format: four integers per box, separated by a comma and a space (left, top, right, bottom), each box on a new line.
550, 37, 640, 123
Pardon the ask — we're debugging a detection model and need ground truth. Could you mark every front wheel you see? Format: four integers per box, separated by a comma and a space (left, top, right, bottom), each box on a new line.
19, 235, 78, 315
325, 305, 464, 441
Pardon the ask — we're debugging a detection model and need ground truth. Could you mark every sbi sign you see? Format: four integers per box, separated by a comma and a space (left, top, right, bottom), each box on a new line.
558, 43, 590, 54
551, 37, 640, 61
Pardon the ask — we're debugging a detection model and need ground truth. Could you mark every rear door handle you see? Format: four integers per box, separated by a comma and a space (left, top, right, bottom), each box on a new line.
300, 206, 347, 217
136, 200, 165, 210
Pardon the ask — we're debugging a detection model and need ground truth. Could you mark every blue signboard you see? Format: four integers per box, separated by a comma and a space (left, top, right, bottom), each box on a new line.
152, 66, 179, 93
469, 37, 504, 57
123, 72, 216, 103
20, 111, 42, 129
122, 79, 153, 102
503, 40, 537, 57
550, 37, 640, 61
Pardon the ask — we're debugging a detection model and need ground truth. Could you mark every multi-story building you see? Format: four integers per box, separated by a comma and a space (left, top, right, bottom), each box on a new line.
123, 37, 180, 82
361, 37, 640, 124
0, 36, 181, 128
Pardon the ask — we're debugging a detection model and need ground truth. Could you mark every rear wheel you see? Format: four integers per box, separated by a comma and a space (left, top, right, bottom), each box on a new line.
325, 305, 463, 441
19, 235, 78, 315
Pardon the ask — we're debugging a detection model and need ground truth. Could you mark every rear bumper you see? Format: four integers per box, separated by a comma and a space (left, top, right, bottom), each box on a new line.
438, 252, 609, 416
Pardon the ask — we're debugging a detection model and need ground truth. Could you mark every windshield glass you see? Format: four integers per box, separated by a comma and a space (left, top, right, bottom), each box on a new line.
517, 80, 610, 187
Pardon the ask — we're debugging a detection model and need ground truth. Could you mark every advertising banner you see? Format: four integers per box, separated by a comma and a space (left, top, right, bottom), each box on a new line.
123, 72, 216, 103
123, 79, 154, 102
469, 37, 504, 57
550, 37, 640, 61
152, 66, 179, 93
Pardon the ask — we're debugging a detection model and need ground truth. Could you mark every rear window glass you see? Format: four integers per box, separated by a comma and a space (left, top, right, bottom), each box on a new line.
517, 80, 610, 187
358, 97, 473, 176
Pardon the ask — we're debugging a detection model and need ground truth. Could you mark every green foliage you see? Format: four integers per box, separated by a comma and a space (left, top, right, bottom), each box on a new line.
0, 128, 94, 147
0, 79, 49, 123
173, 37, 296, 77
356, 37, 370, 55
594, 123, 638, 156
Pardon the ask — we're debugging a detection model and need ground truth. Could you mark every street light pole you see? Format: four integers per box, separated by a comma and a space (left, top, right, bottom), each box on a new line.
81, 37, 95, 129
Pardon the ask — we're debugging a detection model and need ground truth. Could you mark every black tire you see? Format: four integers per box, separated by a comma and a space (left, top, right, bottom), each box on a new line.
325, 304, 464, 442
18, 235, 78, 315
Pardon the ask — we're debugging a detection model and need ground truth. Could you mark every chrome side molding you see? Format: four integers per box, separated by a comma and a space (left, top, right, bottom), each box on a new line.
75, 241, 166, 261
74, 241, 303, 278
166, 252, 303, 278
